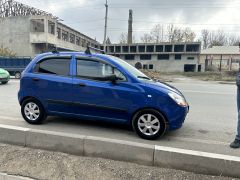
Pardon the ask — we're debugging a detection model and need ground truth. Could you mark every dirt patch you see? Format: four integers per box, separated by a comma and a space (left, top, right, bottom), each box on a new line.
0, 143, 238, 180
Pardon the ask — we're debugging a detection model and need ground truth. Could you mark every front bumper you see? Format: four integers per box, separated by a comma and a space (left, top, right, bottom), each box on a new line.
0, 77, 9, 82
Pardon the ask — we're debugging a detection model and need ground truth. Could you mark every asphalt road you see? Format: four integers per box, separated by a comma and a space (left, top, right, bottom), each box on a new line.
0, 79, 239, 156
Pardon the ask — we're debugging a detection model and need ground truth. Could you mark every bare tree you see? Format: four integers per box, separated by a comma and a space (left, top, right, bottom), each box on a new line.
150, 24, 165, 42
119, 32, 128, 44
227, 35, 240, 46
209, 30, 227, 47
182, 28, 196, 42
0, 45, 16, 57
119, 32, 136, 44
201, 29, 210, 49
140, 33, 154, 43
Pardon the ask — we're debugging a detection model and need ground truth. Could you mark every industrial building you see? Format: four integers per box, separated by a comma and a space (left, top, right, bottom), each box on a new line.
200, 46, 240, 71
103, 42, 201, 72
0, 0, 100, 57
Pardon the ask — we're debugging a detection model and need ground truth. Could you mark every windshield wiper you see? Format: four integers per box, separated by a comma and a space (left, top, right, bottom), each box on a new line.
137, 76, 151, 80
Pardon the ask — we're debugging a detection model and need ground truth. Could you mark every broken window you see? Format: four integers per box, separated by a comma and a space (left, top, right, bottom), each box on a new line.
70, 33, 75, 44
62, 30, 69, 41
156, 45, 163, 52
149, 64, 154, 69
174, 45, 184, 52
125, 54, 135, 60
57, 28, 61, 39
123, 46, 129, 53
30, 19, 44, 32
115, 46, 121, 53
140, 54, 151, 60
186, 44, 200, 52
48, 21, 55, 35
76, 36, 81, 46
146, 45, 154, 52
175, 54, 182, 60
130, 46, 137, 53
165, 45, 172, 52
158, 54, 169, 60
109, 46, 114, 53
138, 46, 145, 52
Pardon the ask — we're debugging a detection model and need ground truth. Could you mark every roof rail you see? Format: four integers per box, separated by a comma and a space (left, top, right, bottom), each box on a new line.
52, 45, 59, 54
85, 46, 105, 55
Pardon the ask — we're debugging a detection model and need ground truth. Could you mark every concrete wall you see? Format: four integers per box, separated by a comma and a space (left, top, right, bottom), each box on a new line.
116, 54, 199, 72
0, 16, 32, 57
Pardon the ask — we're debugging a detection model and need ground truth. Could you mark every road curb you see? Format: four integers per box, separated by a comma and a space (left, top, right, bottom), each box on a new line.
0, 124, 240, 178
0, 172, 34, 180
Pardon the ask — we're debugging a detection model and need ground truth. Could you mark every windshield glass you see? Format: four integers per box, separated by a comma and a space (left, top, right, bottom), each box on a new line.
109, 55, 151, 80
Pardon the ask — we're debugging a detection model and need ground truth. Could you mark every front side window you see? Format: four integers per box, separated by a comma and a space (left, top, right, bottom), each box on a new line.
77, 59, 126, 81
35, 58, 70, 76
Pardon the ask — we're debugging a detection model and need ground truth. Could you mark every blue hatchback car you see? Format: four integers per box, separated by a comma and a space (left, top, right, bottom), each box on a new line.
18, 50, 189, 140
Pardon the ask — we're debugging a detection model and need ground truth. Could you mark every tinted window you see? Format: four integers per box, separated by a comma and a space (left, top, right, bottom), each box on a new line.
35, 58, 70, 76
77, 59, 126, 81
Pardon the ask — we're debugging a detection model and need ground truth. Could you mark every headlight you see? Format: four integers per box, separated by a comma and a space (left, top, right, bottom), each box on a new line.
168, 92, 188, 107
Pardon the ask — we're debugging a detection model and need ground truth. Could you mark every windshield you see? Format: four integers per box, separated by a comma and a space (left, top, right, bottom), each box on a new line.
109, 56, 151, 81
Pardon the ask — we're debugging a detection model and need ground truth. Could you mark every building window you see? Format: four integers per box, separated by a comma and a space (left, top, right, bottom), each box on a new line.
125, 55, 135, 60
174, 45, 184, 52
165, 45, 172, 52
138, 46, 145, 52
76, 37, 81, 46
186, 44, 199, 52
140, 54, 151, 60
30, 19, 44, 32
82, 39, 86, 47
143, 64, 148, 69
123, 46, 129, 52
156, 45, 163, 52
48, 21, 55, 35
149, 64, 154, 69
109, 46, 114, 53
187, 57, 195, 60
146, 45, 154, 52
57, 28, 61, 39
158, 54, 169, 60
130, 46, 137, 53
70, 33, 75, 44
175, 54, 182, 60
115, 46, 121, 53
62, 30, 69, 41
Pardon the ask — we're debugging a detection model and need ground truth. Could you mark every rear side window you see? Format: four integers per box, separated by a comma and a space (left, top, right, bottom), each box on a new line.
35, 58, 70, 76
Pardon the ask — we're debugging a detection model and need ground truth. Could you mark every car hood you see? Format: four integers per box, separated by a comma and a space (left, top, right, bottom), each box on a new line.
144, 80, 183, 96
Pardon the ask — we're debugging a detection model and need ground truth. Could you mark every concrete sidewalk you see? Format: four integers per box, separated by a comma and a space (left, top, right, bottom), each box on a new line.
0, 124, 240, 178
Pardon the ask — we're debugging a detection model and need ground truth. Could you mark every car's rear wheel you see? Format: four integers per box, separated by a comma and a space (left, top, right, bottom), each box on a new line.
15, 72, 21, 79
1, 81, 8, 84
21, 98, 46, 124
132, 109, 167, 140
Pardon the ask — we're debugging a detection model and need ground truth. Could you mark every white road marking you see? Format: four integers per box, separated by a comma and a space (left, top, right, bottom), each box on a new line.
182, 90, 234, 95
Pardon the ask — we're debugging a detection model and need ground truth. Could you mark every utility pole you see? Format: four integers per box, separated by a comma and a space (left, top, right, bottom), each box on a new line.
103, 0, 108, 52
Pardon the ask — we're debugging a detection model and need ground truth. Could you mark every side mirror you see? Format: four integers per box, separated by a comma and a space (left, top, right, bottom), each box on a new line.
105, 75, 123, 83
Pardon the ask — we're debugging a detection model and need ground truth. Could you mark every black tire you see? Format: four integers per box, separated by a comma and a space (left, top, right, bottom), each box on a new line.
15, 72, 21, 79
132, 109, 167, 140
1, 81, 8, 84
21, 98, 47, 124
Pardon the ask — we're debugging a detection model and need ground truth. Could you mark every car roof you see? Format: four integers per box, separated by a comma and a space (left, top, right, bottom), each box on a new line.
35, 51, 119, 66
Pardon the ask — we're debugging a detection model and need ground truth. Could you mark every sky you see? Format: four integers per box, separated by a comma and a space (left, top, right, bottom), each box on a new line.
17, 0, 240, 43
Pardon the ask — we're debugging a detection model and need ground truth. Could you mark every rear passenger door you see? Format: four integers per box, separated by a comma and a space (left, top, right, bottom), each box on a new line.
32, 56, 73, 114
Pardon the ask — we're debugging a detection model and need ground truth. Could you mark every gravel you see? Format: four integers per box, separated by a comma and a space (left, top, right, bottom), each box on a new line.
0, 143, 238, 180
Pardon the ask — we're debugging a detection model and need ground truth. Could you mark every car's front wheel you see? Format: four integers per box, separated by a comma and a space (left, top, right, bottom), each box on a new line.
21, 98, 46, 124
1, 81, 8, 84
132, 109, 167, 140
